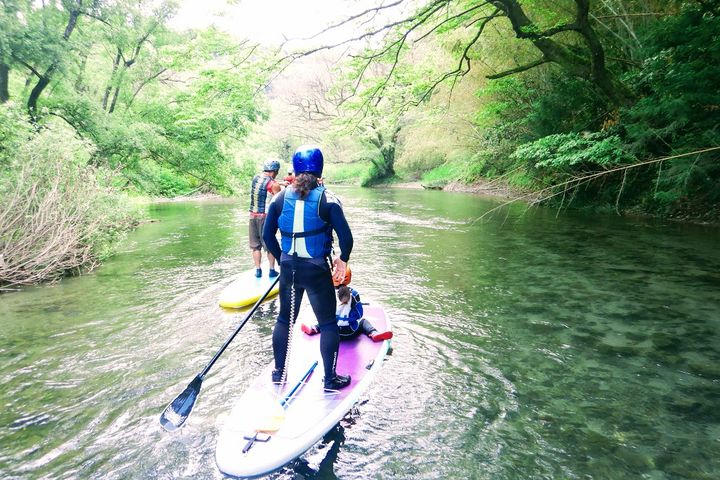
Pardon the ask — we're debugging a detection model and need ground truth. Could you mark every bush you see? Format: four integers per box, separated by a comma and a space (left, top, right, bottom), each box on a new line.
512, 132, 631, 172
125, 161, 194, 197
360, 159, 389, 187
0, 128, 140, 288
621, 5, 720, 214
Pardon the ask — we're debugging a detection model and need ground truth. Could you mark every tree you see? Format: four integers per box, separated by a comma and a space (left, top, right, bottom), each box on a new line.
99, 0, 176, 113
2, 0, 267, 195
284, 1, 637, 109
0, 0, 27, 103
25, 0, 85, 120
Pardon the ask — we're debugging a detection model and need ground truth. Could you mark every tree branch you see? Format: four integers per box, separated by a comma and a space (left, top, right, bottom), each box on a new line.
414, 9, 500, 105
486, 57, 549, 79
11, 54, 43, 79
297, 0, 406, 41
126, 68, 168, 109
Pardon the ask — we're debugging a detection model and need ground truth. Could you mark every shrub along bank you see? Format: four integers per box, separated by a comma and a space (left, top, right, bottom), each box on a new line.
0, 119, 141, 290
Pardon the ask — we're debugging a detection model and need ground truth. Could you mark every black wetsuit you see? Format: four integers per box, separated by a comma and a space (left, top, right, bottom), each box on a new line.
263, 186, 353, 380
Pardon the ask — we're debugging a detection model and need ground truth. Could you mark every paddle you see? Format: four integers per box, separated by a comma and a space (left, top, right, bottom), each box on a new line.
160, 275, 281, 432
256, 360, 319, 434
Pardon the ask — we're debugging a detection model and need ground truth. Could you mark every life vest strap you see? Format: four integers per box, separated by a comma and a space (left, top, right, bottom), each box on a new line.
279, 225, 331, 238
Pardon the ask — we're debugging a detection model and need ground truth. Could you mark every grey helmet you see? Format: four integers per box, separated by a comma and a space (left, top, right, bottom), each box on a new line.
263, 159, 280, 172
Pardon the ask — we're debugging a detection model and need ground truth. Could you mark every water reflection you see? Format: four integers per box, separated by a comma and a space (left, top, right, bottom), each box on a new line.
290, 423, 346, 479
1, 192, 719, 479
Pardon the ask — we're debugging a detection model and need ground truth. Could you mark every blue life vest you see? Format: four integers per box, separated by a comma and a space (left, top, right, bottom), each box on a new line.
336, 288, 363, 333
278, 186, 332, 258
249, 174, 271, 214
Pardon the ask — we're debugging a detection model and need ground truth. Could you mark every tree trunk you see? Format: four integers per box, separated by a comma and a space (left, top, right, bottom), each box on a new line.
102, 49, 122, 110
75, 51, 88, 92
0, 63, 9, 103
491, 0, 631, 106
381, 145, 396, 177
27, 69, 54, 119
108, 84, 121, 113
575, 4, 633, 105
27, 1, 82, 119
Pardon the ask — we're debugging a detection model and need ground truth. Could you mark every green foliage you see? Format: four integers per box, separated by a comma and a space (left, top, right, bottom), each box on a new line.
396, 148, 446, 179
477, 71, 609, 141
619, 5, 720, 213
463, 145, 512, 181
0, 104, 30, 169
475, 77, 534, 141
445, 3, 720, 218
513, 133, 631, 171
2, 1, 267, 197
125, 161, 193, 197
624, 6, 720, 154
0, 0, 271, 283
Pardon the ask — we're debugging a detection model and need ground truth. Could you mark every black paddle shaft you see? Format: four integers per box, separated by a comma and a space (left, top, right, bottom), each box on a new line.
160, 274, 280, 432
200, 275, 280, 379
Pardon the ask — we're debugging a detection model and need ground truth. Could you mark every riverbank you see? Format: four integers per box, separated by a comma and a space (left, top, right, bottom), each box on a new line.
389, 179, 719, 226
148, 193, 229, 203
391, 179, 534, 202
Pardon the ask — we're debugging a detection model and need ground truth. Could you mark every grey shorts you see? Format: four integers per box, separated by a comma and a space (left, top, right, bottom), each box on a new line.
249, 215, 267, 251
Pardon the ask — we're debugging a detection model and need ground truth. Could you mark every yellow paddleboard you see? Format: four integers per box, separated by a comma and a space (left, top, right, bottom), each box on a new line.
218, 265, 280, 309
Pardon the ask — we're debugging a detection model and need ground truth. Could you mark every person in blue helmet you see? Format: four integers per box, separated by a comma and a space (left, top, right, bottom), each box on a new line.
262, 145, 353, 391
249, 159, 282, 278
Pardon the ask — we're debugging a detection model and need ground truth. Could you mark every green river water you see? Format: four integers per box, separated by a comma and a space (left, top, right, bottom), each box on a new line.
1, 187, 719, 479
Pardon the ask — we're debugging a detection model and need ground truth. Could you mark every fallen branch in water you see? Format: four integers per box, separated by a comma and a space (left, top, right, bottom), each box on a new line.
472, 146, 720, 223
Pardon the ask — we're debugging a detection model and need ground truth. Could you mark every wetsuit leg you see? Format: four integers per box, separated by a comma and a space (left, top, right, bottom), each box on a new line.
273, 264, 305, 371
319, 324, 340, 380
304, 265, 340, 380
272, 322, 289, 372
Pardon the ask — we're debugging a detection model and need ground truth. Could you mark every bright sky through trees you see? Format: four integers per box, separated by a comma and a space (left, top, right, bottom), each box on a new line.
171, 0, 376, 46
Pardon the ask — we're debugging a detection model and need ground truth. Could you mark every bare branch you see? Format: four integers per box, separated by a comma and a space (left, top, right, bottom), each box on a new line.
475, 146, 720, 222
282, 0, 451, 62
486, 57, 549, 79
415, 4, 488, 42
126, 68, 168, 108
298, 0, 406, 41
79, 10, 112, 27
414, 9, 501, 105
11, 54, 43, 79
593, 12, 666, 20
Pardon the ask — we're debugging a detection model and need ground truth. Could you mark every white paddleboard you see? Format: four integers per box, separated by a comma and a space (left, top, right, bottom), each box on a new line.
215, 303, 391, 478
219, 264, 280, 309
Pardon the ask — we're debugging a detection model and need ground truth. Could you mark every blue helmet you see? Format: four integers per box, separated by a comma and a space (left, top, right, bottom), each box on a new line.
292, 145, 323, 176
263, 159, 280, 172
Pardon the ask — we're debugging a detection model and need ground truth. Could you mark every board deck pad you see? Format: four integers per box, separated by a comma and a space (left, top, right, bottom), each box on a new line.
215, 303, 391, 478
218, 264, 280, 309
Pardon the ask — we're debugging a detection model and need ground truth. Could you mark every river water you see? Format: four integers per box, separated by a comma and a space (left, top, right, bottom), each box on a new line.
1, 187, 719, 479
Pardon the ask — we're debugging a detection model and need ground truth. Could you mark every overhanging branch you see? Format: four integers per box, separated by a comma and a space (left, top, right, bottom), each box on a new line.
486, 57, 549, 79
